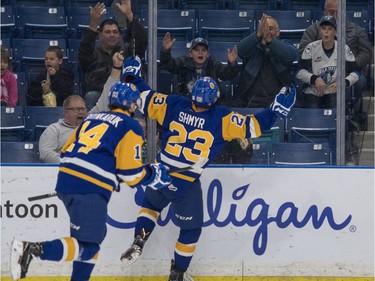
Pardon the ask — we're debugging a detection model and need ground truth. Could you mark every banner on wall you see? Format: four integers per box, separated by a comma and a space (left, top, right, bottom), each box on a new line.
1, 166, 374, 277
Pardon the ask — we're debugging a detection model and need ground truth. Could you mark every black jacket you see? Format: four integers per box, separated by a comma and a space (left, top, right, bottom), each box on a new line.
160, 49, 240, 102
28, 68, 75, 106
78, 17, 147, 93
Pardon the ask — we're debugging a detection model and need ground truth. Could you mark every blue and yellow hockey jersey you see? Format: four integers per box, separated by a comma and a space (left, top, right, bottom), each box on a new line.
134, 79, 276, 188
55, 109, 148, 201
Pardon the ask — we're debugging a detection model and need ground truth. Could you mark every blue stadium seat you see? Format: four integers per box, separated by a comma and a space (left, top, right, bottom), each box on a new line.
1, 106, 26, 141
15, 6, 68, 39
14, 72, 28, 106
138, 0, 178, 9
14, 0, 64, 6
67, 38, 97, 91
284, 0, 323, 10
157, 68, 175, 95
286, 108, 336, 162
25, 106, 64, 141
157, 38, 189, 62
1, 5, 15, 40
1, 141, 41, 164
229, 0, 277, 10
249, 142, 271, 165
67, 6, 115, 38
259, 10, 312, 48
270, 142, 331, 165
347, 10, 370, 37
1, 37, 12, 49
312, 9, 323, 22
347, 0, 373, 16
0, 38, 12, 58
207, 41, 238, 63
66, 0, 113, 7
140, 9, 196, 41
198, 9, 255, 42
67, 6, 91, 39
12, 38, 68, 73
180, 0, 224, 10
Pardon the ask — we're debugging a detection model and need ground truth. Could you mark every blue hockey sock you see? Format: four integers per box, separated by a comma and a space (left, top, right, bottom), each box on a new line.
174, 228, 202, 271
71, 260, 95, 281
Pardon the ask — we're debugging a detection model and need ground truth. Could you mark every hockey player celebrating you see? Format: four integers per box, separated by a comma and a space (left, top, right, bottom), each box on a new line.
119, 56, 296, 281
10, 81, 172, 280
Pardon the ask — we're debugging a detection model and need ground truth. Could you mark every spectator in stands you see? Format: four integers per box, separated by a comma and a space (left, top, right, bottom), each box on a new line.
28, 46, 74, 107
296, 15, 361, 109
39, 52, 129, 163
39, 95, 87, 163
78, 0, 147, 108
1, 48, 18, 107
299, 0, 372, 115
160, 32, 240, 104
233, 13, 298, 108
213, 138, 254, 164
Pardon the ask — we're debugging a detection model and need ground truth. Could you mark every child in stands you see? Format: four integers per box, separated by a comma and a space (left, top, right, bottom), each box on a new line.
28, 46, 74, 106
1, 48, 18, 107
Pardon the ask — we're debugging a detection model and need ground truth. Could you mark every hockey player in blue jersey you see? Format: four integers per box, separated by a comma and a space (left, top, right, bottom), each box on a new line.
10, 81, 172, 280
118, 56, 296, 281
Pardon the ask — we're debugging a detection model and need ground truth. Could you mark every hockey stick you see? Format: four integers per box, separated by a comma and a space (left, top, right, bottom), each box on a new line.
28, 192, 58, 202
28, 158, 208, 202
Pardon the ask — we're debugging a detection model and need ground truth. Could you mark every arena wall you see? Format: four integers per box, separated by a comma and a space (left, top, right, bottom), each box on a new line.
1, 165, 374, 280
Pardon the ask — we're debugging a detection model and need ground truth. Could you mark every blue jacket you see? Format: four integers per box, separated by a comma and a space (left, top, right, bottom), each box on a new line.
236, 32, 298, 104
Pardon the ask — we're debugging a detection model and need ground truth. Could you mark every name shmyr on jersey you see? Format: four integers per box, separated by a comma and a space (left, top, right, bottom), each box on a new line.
178, 111, 205, 129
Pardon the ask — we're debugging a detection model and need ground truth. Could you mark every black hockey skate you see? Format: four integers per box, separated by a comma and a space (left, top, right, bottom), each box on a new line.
168, 259, 194, 281
120, 229, 149, 267
10, 240, 43, 280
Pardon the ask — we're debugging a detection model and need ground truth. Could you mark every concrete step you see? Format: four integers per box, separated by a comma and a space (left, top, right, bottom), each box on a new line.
363, 96, 374, 114
364, 113, 375, 131
355, 131, 374, 150
358, 148, 374, 166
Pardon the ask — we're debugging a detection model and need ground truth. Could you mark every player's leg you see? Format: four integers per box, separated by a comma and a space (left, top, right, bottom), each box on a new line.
168, 181, 204, 281
121, 186, 170, 266
66, 193, 107, 281
10, 193, 107, 280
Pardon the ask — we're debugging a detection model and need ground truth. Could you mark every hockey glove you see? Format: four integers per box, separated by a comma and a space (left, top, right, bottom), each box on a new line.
121, 55, 142, 82
270, 84, 296, 118
142, 163, 172, 190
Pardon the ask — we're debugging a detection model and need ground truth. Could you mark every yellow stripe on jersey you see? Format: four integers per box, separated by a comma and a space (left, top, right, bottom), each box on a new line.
147, 93, 168, 125
175, 241, 196, 257
59, 167, 113, 192
249, 115, 261, 138
139, 207, 160, 223
63, 237, 78, 262
169, 172, 196, 182
222, 112, 247, 141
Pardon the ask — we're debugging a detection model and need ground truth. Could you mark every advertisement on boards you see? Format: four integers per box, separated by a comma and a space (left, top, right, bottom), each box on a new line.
1, 166, 374, 278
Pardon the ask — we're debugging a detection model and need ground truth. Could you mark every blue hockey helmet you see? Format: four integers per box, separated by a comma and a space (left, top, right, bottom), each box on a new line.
191, 77, 220, 107
108, 82, 140, 109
